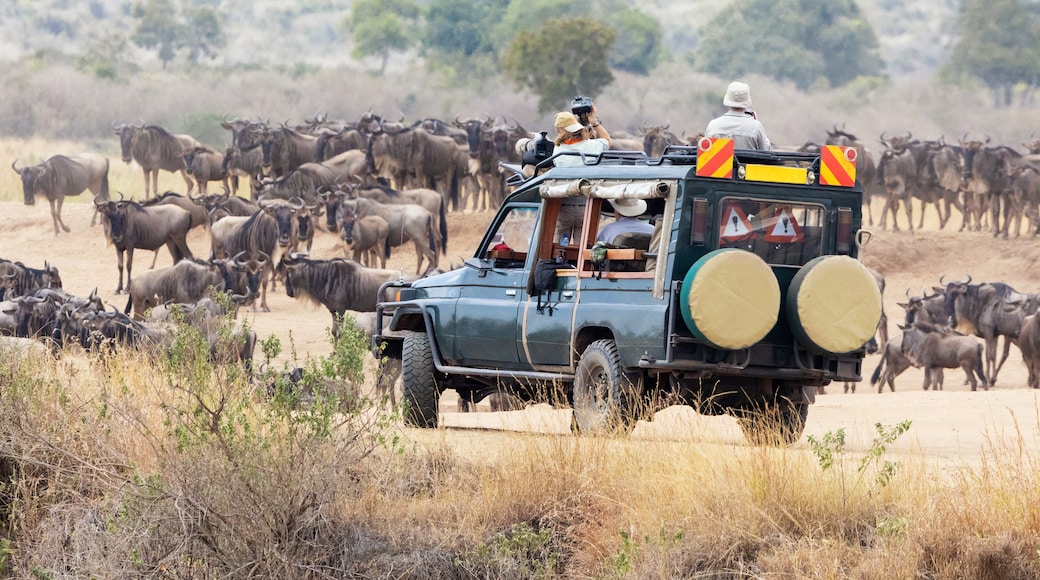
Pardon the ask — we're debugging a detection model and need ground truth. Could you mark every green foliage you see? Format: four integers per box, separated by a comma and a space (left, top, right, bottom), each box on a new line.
423, 0, 508, 59
603, 6, 662, 75
502, 17, 616, 114
463, 522, 562, 578
945, 0, 1040, 106
694, 0, 883, 90
130, 0, 225, 69
492, 0, 577, 54
808, 420, 912, 509
346, 0, 420, 75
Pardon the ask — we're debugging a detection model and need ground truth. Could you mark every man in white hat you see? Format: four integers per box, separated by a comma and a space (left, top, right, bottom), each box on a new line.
596, 197, 653, 243
704, 81, 772, 150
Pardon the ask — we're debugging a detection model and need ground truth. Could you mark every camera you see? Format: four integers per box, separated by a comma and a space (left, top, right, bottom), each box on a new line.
570, 95, 593, 122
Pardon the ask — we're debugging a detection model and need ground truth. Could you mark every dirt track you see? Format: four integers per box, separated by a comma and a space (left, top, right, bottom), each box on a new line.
3, 197, 1040, 468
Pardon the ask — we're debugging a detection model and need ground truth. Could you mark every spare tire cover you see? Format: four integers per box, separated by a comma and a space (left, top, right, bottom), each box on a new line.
787, 255, 882, 354
680, 249, 781, 350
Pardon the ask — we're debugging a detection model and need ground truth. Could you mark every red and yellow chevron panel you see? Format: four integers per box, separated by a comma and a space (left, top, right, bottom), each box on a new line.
820, 145, 857, 187
696, 137, 734, 179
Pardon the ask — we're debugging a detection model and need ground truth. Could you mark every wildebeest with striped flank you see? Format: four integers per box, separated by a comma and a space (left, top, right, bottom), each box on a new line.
94, 193, 195, 294
279, 253, 417, 328
124, 256, 258, 320
183, 146, 229, 196
900, 322, 986, 391
257, 124, 319, 179
113, 123, 197, 198
0, 260, 62, 299
11, 154, 110, 235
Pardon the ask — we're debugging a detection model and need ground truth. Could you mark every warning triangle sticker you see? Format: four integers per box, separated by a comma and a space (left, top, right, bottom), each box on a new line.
719, 206, 754, 242
763, 207, 804, 242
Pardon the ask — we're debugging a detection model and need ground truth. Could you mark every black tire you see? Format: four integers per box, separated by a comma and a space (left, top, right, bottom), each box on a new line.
401, 332, 440, 428
571, 339, 642, 435
737, 398, 808, 446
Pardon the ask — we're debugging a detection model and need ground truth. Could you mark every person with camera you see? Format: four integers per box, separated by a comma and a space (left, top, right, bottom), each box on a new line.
552, 97, 612, 244
704, 81, 771, 150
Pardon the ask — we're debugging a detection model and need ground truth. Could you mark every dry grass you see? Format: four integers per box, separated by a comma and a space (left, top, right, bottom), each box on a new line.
2, 333, 1039, 578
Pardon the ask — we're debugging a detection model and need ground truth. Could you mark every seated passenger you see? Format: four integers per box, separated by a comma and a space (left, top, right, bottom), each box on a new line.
596, 198, 653, 244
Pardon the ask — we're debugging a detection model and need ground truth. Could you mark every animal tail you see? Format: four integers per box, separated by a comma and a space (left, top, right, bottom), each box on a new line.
975, 345, 986, 384
124, 294, 133, 315
439, 196, 448, 255
870, 354, 886, 386
449, 170, 459, 213
383, 233, 391, 260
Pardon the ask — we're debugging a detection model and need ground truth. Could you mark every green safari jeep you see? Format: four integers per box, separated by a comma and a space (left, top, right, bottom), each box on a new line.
372, 141, 881, 444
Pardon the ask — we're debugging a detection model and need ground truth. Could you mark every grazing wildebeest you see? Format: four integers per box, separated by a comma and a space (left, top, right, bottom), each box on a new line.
336, 197, 439, 275
113, 123, 197, 198
341, 214, 390, 268
943, 276, 1034, 387
94, 193, 195, 294
12, 154, 110, 235
900, 322, 986, 391
876, 132, 917, 233
183, 146, 229, 196
279, 254, 417, 327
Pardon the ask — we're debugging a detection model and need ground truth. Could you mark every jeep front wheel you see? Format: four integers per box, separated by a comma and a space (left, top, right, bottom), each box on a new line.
401, 332, 440, 428
737, 399, 808, 446
571, 339, 641, 434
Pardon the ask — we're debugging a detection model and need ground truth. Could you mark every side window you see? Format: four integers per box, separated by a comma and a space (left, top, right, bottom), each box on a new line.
482, 206, 539, 268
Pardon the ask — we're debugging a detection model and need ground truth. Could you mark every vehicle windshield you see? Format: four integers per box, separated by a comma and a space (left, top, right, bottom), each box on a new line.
716, 197, 825, 266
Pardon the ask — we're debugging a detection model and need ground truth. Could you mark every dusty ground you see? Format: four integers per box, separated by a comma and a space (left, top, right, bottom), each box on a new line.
3, 195, 1040, 469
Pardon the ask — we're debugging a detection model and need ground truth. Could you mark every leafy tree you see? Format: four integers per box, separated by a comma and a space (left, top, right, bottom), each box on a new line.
346, 0, 420, 75
492, 0, 577, 54
945, 0, 1040, 106
130, 0, 225, 69
183, 6, 225, 64
131, 0, 184, 69
694, 0, 882, 90
605, 7, 662, 75
424, 0, 508, 58
503, 17, 615, 114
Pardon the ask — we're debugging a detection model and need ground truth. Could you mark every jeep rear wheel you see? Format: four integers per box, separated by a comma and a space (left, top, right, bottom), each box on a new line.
737, 399, 808, 446
571, 339, 642, 435
401, 332, 440, 428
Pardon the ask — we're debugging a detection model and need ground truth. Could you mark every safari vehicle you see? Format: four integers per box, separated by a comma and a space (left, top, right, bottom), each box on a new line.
372, 139, 881, 444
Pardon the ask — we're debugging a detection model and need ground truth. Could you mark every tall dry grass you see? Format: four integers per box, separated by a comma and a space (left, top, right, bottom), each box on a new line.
2, 330, 1039, 577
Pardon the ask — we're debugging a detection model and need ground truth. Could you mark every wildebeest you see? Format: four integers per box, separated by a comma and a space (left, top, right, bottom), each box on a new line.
124, 256, 258, 320
1004, 162, 1040, 238
341, 214, 390, 268
113, 123, 197, 198
876, 132, 917, 233
183, 146, 229, 196
900, 322, 986, 391
336, 197, 439, 274
960, 136, 1020, 235
257, 124, 319, 178
290, 203, 324, 256
210, 198, 302, 311
279, 254, 416, 328
368, 124, 460, 206
640, 123, 683, 158
12, 154, 110, 235
314, 126, 368, 161
0, 260, 62, 299
192, 189, 259, 224
222, 145, 264, 199
255, 162, 338, 205
825, 127, 880, 226
869, 338, 918, 393
94, 193, 195, 294
350, 180, 447, 255
943, 276, 1033, 386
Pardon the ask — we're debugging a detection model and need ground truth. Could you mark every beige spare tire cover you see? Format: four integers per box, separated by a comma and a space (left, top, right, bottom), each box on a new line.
680, 249, 781, 350
787, 255, 882, 354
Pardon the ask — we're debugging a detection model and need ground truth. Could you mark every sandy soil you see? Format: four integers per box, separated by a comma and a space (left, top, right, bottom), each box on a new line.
4, 196, 1040, 469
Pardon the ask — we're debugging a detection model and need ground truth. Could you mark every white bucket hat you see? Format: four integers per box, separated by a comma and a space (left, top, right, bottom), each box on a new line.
612, 198, 647, 217
723, 81, 752, 109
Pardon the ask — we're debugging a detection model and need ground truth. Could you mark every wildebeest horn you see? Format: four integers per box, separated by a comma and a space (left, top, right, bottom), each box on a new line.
965, 274, 972, 284
290, 197, 305, 211
879, 131, 889, 147
905, 131, 912, 142
938, 274, 946, 285
258, 251, 270, 265
10, 159, 22, 174
233, 251, 247, 267
454, 114, 463, 125
93, 193, 109, 207
905, 288, 911, 299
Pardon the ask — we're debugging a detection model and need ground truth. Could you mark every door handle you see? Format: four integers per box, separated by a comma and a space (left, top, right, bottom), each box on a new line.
562, 291, 574, 299
505, 289, 517, 297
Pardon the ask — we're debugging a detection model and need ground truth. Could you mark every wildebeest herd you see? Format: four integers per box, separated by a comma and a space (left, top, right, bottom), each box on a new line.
6, 112, 1040, 401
